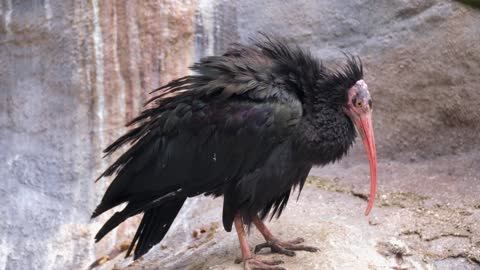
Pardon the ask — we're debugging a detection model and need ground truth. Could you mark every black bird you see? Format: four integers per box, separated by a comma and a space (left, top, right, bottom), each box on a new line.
92, 36, 377, 270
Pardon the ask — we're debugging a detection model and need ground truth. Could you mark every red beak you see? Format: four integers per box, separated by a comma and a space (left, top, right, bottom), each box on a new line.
353, 112, 377, 215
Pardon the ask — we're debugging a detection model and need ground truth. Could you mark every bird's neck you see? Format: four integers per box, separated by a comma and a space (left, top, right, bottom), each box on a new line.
293, 106, 356, 165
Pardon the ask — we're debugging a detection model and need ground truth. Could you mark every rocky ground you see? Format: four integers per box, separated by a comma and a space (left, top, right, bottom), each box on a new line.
91, 144, 480, 270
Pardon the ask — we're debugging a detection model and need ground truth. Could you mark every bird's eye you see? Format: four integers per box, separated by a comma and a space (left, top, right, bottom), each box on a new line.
353, 98, 362, 108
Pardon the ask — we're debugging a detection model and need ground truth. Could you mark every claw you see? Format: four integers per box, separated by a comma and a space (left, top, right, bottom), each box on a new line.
254, 238, 318, 257
286, 237, 304, 245
255, 241, 296, 256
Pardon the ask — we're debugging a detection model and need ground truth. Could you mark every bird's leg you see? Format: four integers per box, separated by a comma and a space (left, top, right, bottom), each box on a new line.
252, 215, 319, 256
234, 215, 286, 270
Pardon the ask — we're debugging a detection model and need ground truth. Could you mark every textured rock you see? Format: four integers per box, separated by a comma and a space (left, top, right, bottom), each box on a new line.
0, 1, 195, 270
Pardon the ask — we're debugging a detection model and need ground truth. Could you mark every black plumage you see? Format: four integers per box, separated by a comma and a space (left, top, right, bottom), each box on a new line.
92, 36, 368, 262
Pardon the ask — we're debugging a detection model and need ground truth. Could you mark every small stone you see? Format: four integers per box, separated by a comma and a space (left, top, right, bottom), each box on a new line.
98, 255, 109, 265
369, 217, 381, 226
118, 240, 131, 252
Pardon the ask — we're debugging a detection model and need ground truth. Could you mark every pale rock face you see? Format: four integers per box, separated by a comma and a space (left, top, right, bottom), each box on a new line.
0, 1, 195, 269
1, 0, 479, 270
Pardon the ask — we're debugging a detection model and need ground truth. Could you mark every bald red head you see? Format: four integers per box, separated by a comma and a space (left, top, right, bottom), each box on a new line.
343, 80, 377, 215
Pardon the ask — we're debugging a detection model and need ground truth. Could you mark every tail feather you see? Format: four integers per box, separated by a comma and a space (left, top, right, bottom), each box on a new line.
126, 212, 147, 257
134, 209, 160, 258
94, 200, 148, 242
128, 198, 186, 259
93, 192, 186, 260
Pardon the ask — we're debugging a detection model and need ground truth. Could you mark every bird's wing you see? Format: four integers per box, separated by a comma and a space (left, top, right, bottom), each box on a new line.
92, 42, 308, 259
92, 52, 303, 218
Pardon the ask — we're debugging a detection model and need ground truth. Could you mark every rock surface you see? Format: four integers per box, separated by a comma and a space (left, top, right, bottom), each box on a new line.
0, 1, 195, 270
1, 0, 479, 270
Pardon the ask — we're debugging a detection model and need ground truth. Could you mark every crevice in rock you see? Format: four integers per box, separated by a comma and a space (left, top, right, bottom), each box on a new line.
444, 253, 480, 267
424, 233, 471, 242
350, 190, 368, 201
400, 230, 471, 243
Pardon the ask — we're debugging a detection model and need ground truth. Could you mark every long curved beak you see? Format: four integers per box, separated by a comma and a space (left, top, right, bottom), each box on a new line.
354, 112, 377, 215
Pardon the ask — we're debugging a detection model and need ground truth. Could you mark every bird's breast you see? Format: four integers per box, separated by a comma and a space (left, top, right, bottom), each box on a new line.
293, 113, 356, 166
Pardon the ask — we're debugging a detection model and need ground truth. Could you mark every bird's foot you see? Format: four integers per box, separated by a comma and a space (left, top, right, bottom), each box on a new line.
254, 237, 318, 256
236, 256, 285, 270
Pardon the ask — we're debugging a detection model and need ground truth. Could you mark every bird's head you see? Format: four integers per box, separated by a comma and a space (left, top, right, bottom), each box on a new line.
313, 55, 377, 215
342, 79, 377, 216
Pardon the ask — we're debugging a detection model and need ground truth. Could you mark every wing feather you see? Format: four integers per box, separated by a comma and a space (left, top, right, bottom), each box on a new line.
93, 42, 303, 235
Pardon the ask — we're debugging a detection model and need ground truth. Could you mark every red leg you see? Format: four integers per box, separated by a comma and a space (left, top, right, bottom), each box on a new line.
234, 215, 285, 270
252, 215, 318, 256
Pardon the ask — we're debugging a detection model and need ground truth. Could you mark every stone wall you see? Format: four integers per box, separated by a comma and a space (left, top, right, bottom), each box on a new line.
0, 1, 195, 269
